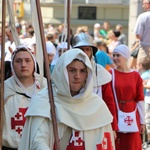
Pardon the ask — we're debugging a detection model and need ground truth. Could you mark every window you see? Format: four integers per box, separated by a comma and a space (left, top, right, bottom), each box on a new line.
78, 6, 96, 20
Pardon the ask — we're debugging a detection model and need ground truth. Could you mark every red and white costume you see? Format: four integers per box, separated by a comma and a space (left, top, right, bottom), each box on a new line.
110, 69, 144, 150
92, 58, 118, 131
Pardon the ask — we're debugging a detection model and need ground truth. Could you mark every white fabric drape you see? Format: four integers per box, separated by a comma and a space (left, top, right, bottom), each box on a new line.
30, 0, 44, 80
7, 0, 21, 46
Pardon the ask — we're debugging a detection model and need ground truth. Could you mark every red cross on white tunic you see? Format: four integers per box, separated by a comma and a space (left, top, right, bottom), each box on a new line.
96, 132, 114, 150
66, 131, 85, 150
11, 107, 28, 136
54, 131, 114, 150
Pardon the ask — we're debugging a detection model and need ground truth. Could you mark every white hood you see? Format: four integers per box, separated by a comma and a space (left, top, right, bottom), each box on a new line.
26, 49, 113, 130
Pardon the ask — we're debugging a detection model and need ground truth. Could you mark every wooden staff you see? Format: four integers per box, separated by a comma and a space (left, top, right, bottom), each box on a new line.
35, 1, 60, 150
0, 0, 6, 148
67, 0, 70, 50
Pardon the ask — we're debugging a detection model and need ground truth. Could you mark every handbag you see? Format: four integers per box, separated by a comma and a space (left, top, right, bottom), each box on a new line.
130, 41, 140, 58
131, 47, 139, 58
111, 69, 139, 133
118, 109, 139, 133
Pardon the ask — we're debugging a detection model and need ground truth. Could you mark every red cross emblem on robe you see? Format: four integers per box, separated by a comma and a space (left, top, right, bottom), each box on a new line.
96, 132, 114, 150
11, 107, 28, 136
54, 131, 114, 150
66, 131, 85, 150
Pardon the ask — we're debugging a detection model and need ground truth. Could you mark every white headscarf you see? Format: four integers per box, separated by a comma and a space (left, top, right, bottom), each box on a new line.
25, 48, 112, 130
113, 44, 130, 60
50, 48, 113, 130
10, 45, 41, 93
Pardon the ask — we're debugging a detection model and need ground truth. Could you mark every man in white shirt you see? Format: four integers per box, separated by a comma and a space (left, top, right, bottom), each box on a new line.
134, 0, 150, 64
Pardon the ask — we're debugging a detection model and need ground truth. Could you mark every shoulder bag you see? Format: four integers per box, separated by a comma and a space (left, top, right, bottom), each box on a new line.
111, 69, 139, 133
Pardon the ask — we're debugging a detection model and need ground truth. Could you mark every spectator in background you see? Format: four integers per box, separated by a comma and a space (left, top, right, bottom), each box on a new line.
129, 40, 140, 70
21, 28, 36, 54
15, 23, 22, 36
4, 28, 17, 80
47, 28, 59, 45
19, 20, 28, 39
45, 31, 58, 48
107, 30, 121, 57
115, 24, 127, 45
95, 40, 116, 69
57, 24, 64, 42
138, 57, 150, 95
76, 25, 89, 34
26, 28, 34, 38
69, 28, 74, 46
47, 24, 54, 32
94, 40, 113, 71
58, 28, 74, 47
99, 21, 111, 40
45, 40, 56, 73
93, 23, 102, 41
57, 24, 64, 35
5, 27, 16, 61
137, 57, 150, 149
51, 42, 72, 73
142, 58, 150, 149
134, 0, 150, 65
23, 24, 34, 39
76, 26, 83, 34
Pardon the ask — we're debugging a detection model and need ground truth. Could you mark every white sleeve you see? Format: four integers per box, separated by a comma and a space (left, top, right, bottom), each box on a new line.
137, 101, 145, 124
32, 119, 53, 150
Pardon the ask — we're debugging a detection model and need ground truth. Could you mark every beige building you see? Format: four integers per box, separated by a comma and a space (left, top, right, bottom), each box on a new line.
0, 0, 143, 46
22, 0, 130, 35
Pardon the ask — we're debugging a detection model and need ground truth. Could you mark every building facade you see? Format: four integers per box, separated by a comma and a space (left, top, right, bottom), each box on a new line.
23, 0, 129, 35
0, 0, 143, 47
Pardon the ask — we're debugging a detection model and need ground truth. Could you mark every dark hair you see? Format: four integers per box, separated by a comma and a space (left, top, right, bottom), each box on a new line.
12, 47, 37, 73
95, 40, 109, 54
14, 47, 31, 54
12, 47, 33, 61
71, 59, 87, 70
113, 30, 121, 37
73, 58, 85, 63
28, 28, 34, 37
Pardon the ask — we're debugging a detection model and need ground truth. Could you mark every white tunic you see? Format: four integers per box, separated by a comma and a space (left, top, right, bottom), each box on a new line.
3, 74, 47, 148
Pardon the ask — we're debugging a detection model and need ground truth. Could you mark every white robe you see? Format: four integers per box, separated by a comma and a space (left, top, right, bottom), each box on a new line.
3, 74, 47, 148
19, 49, 115, 150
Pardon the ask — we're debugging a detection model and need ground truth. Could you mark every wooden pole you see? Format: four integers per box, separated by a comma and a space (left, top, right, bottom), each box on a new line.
35, 0, 60, 150
67, 0, 70, 50
0, 0, 6, 149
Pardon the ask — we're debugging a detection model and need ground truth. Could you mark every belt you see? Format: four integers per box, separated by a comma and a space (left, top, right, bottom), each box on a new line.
118, 100, 135, 104
2, 146, 17, 150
